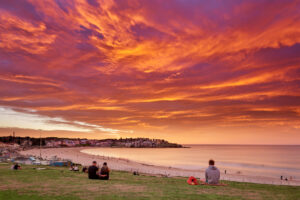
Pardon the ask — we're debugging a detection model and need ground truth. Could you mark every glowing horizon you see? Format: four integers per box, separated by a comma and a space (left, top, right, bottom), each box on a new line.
0, 0, 300, 144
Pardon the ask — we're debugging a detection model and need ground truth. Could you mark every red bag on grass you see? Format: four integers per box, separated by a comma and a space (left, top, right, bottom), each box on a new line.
187, 176, 199, 185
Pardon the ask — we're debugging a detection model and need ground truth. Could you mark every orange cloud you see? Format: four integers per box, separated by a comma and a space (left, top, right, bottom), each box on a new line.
0, 0, 300, 143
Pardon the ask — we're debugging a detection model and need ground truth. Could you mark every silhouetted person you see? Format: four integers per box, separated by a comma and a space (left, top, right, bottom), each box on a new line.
99, 162, 110, 180
205, 159, 220, 184
88, 161, 99, 179
82, 166, 88, 173
13, 163, 21, 170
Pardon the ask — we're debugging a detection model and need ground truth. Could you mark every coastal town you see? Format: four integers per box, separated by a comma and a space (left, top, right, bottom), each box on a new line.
0, 135, 183, 149
0, 135, 182, 168
0, 135, 183, 175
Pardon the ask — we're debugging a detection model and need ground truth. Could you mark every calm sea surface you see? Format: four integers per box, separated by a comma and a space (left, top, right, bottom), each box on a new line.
82, 145, 300, 180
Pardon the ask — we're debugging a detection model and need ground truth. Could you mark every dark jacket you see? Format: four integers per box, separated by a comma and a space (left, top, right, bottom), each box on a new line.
100, 166, 109, 180
88, 165, 99, 179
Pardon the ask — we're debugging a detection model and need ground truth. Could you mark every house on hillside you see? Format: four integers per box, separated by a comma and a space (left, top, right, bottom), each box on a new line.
21, 140, 32, 147
46, 140, 56, 147
80, 139, 88, 145
54, 140, 62, 146
74, 140, 80, 145
63, 140, 75, 147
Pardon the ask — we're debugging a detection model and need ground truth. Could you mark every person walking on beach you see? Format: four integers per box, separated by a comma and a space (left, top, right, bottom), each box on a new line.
205, 159, 220, 184
88, 161, 99, 179
99, 162, 110, 180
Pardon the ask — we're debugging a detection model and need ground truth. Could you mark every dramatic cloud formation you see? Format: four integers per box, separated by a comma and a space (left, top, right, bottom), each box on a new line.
0, 0, 300, 144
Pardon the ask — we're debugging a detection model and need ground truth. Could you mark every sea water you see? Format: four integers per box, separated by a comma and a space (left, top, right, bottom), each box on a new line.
81, 145, 300, 180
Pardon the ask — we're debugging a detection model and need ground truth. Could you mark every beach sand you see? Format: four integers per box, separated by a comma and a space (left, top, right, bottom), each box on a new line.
20, 147, 300, 186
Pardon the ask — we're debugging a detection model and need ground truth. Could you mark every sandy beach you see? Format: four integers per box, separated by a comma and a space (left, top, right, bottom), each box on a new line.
20, 147, 300, 186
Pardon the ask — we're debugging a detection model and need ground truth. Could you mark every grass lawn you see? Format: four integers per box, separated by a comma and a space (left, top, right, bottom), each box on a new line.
0, 163, 299, 200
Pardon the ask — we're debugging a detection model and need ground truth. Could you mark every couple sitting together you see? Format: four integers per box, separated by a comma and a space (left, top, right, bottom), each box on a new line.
188, 159, 225, 186
88, 161, 110, 180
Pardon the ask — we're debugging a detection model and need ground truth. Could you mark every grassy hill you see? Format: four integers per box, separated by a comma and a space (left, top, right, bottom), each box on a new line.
0, 163, 299, 200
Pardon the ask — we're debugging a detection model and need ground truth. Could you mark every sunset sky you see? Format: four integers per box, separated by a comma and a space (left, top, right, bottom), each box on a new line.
0, 0, 300, 144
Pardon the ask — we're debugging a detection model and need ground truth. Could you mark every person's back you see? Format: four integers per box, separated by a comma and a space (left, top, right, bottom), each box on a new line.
88, 161, 99, 179
99, 162, 109, 180
205, 160, 220, 184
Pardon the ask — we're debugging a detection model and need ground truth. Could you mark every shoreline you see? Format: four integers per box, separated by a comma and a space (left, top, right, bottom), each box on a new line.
20, 147, 300, 186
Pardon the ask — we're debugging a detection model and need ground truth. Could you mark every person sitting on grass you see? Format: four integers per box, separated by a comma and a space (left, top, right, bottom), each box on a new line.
99, 162, 110, 180
13, 163, 21, 170
204, 159, 220, 184
73, 165, 79, 172
88, 161, 99, 179
69, 164, 74, 171
82, 166, 88, 173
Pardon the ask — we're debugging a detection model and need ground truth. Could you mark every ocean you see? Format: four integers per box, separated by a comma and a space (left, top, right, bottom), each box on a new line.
81, 145, 300, 180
